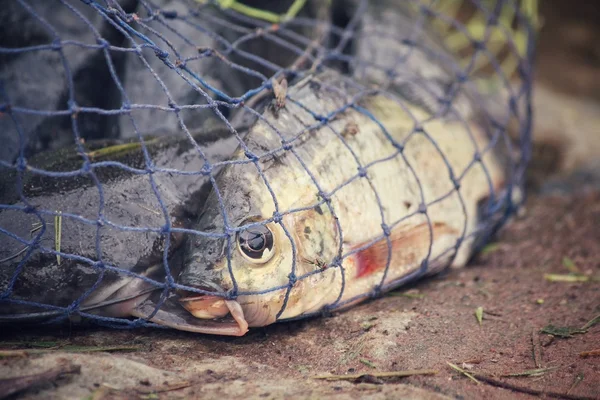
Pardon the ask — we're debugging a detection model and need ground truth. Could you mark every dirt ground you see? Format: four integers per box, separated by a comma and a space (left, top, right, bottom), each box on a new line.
1, 1, 600, 399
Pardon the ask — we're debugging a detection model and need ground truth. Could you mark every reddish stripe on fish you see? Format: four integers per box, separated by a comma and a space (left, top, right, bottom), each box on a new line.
353, 222, 457, 279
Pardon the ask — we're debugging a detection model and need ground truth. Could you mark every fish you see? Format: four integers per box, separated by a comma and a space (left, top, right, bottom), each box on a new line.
126, 65, 508, 336
0, 128, 241, 326
127, 1, 512, 336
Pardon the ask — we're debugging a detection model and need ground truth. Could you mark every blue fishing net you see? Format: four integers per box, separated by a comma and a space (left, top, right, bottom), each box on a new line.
0, 0, 535, 331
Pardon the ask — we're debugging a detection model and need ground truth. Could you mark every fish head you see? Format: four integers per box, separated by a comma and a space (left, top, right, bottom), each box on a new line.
177, 149, 342, 334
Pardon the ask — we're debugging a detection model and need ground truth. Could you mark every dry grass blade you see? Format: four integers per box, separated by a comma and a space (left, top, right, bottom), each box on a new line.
447, 362, 480, 384
562, 257, 580, 273
501, 366, 559, 377
475, 307, 484, 325
567, 373, 584, 395
540, 325, 587, 338
55, 211, 62, 266
544, 274, 589, 283
581, 314, 600, 330
359, 359, 376, 369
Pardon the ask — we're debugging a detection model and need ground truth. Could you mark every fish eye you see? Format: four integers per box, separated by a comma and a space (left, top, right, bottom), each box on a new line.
237, 223, 275, 264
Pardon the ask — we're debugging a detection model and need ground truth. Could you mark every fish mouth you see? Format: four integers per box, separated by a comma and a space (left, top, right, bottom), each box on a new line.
130, 287, 249, 336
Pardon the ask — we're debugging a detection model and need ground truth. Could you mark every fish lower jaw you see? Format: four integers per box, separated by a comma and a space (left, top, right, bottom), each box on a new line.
178, 295, 249, 335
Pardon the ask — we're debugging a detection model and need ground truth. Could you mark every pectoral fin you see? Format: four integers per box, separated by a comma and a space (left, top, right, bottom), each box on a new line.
352, 222, 458, 279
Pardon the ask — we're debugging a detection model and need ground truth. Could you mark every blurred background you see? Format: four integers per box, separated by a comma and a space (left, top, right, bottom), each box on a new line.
528, 0, 600, 193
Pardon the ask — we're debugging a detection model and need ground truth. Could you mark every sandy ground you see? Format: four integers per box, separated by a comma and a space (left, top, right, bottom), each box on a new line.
1, 187, 599, 400
1, 1, 600, 399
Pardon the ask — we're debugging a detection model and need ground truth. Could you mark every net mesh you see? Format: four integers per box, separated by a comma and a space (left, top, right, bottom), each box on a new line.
0, 0, 535, 331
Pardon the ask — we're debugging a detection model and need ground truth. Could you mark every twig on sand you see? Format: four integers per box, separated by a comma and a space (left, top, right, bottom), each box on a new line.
579, 349, 600, 358
136, 381, 192, 394
0, 345, 140, 356
531, 328, 543, 368
470, 373, 595, 400
0, 362, 81, 399
312, 369, 438, 381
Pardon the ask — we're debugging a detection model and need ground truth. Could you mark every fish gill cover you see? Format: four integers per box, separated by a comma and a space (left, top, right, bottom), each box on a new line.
0, 0, 536, 335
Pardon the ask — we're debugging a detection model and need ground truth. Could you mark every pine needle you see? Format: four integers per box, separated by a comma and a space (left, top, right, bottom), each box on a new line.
312, 369, 437, 381
447, 362, 480, 385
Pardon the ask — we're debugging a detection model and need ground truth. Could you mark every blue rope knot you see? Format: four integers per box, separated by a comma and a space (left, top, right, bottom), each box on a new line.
419, 4, 434, 17
330, 256, 342, 269
226, 289, 237, 300
418, 203, 427, 214
81, 161, 92, 173
413, 124, 424, 134
320, 306, 333, 318
51, 39, 62, 51
456, 72, 469, 83
381, 223, 391, 237
272, 212, 282, 224
15, 156, 26, 171
473, 152, 482, 163
93, 261, 105, 270
201, 162, 212, 175
244, 150, 258, 161
23, 205, 36, 214
281, 142, 293, 151
454, 237, 463, 249
487, 13, 499, 26
471, 40, 486, 51
317, 191, 330, 203
509, 97, 518, 114
130, 318, 146, 327
154, 48, 169, 60
370, 285, 382, 298
66, 301, 81, 315
419, 259, 429, 272
393, 142, 404, 153
96, 38, 109, 49
287, 273, 297, 287
313, 113, 327, 122
449, 171, 461, 190
357, 166, 367, 178
167, 101, 180, 112
517, 62, 529, 79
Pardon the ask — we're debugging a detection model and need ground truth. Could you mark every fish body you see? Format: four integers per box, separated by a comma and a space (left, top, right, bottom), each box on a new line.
169, 68, 507, 336
156, 1, 512, 336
